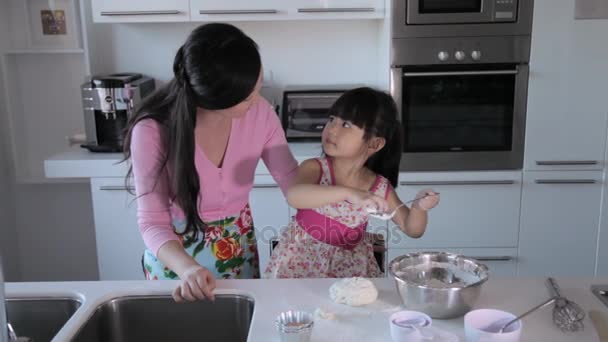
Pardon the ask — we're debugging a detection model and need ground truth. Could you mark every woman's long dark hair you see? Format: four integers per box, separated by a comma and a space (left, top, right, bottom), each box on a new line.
328, 87, 403, 188
123, 23, 261, 239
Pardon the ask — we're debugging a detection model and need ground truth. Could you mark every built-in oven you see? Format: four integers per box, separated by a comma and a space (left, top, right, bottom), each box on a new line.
390, 4, 533, 171
391, 62, 528, 171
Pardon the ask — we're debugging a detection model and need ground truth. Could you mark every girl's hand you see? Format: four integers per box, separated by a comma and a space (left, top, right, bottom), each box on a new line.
347, 189, 389, 213
173, 265, 216, 302
412, 189, 440, 211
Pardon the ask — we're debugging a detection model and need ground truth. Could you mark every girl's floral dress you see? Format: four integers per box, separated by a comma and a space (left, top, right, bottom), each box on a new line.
264, 157, 388, 279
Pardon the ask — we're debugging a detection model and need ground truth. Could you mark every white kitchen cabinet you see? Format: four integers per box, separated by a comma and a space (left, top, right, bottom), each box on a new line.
90, 178, 146, 280
388, 171, 522, 249
387, 248, 518, 277
191, 0, 290, 21
91, 0, 190, 23
249, 175, 291, 275
518, 171, 602, 276
524, 0, 608, 171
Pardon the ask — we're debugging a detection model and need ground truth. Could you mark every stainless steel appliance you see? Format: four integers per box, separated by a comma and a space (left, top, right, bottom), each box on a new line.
281, 86, 353, 141
81, 73, 155, 152
390, 1, 533, 171
393, 0, 533, 37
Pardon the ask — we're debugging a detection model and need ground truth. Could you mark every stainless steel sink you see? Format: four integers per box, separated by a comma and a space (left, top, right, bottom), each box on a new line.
72, 294, 254, 342
6, 297, 81, 342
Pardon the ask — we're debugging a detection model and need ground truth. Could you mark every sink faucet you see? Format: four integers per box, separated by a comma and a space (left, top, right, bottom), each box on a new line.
1, 256, 8, 342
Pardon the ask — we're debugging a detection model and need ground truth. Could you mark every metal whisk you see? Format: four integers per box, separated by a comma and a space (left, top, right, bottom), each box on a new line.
546, 277, 585, 332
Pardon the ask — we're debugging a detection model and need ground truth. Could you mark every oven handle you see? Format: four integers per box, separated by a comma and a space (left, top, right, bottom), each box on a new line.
403, 70, 518, 77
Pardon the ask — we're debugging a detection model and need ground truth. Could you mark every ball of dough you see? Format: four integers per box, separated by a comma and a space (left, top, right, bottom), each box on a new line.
329, 277, 378, 306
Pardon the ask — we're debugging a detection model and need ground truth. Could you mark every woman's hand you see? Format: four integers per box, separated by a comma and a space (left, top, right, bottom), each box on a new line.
412, 189, 440, 211
347, 189, 389, 213
173, 265, 216, 302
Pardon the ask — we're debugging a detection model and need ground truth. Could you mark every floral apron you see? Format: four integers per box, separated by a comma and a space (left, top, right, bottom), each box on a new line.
143, 204, 260, 280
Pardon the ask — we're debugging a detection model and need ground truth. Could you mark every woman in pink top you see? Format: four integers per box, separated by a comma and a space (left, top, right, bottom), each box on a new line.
123, 23, 297, 302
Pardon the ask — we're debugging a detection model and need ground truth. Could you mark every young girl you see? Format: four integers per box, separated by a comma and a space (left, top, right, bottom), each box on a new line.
265, 87, 440, 279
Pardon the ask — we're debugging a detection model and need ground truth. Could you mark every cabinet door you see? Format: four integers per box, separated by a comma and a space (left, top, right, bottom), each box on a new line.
388, 171, 522, 249
90, 178, 146, 280
91, 0, 190, 23
524, 0, 608, 171
518, 171, 602, 276
191, 0, 289, 21
249, 175, 290, 275
387, 248, 518, 277
291, 0, 385, 19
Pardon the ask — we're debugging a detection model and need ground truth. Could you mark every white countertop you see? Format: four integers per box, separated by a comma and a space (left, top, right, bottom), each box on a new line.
5, 277, 608, 341
44, 143, 323, 179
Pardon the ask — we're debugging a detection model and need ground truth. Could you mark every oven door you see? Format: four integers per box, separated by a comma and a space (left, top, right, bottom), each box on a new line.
407, 0, 497, 24
390, 64, 529, 171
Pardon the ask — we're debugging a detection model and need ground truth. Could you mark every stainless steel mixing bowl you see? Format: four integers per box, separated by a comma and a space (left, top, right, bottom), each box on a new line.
389, 252, 489, 319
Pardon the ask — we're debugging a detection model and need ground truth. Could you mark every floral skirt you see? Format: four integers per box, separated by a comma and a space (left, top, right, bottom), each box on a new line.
143, 204, 260, 280
264, 223, 382, 279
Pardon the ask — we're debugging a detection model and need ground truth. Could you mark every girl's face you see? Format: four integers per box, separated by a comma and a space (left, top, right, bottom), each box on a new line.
209, 70, 263, 118
322, 115, 367, 158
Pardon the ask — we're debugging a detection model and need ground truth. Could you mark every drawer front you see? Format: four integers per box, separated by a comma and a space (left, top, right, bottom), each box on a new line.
389, 172, 522, 248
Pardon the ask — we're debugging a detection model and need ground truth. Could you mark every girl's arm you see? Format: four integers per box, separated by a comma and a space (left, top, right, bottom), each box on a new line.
387, 188, 439, 238
286, 159, 388, 210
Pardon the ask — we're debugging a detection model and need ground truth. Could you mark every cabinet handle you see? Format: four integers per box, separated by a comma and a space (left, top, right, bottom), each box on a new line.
99, 185, 135, 191
534, 179, 597, 184
100, 10, 181, 16
471, 256, 514, 261
404, 70, 518, 77
297, 7, 375, 13
253, 184, 279, 189
535, 160, 598, 166
399, 180, 515, 186
199, 9, 278, 15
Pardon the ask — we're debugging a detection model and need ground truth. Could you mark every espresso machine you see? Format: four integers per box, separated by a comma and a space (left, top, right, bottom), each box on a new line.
80, 73, 155, 152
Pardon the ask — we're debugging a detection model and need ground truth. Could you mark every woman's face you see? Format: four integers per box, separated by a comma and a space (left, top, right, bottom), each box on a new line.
212, 71, 263, 119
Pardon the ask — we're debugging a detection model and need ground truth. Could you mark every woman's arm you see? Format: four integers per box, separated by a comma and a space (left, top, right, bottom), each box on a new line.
260, 102, 298, 194
131, 120, 181, 255
131, 120, 214, 301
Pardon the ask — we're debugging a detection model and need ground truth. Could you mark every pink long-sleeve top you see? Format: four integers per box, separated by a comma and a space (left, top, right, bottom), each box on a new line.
130, 98, 298, 256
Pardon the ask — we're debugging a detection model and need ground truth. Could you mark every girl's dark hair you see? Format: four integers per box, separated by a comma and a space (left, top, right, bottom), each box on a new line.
328, 87, 403, 188
123, 23, 261, 239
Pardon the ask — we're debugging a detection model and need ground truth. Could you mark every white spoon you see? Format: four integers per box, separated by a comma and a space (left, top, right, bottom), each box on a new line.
366, 192, 439, 220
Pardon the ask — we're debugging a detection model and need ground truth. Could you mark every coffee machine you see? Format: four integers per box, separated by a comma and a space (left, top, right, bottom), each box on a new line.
80, 73, 155, 152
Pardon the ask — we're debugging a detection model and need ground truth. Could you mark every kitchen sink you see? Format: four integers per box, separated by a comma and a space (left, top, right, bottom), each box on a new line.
6, 297, 81, 342
71, 294, 254, 342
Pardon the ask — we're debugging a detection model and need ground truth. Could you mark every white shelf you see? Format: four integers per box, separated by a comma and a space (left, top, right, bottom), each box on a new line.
4, 49, 85, 55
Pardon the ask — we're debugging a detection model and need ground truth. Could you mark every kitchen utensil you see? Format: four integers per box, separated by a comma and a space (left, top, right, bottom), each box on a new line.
465, 309, 522, 342
546, 277, 586, 332
275, 310, 314, 342
484, 297, 556, 333
389, 311, 433, 342
591, 285, 608, 309
389, 252, 489, 318
367, 192, 440, 220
